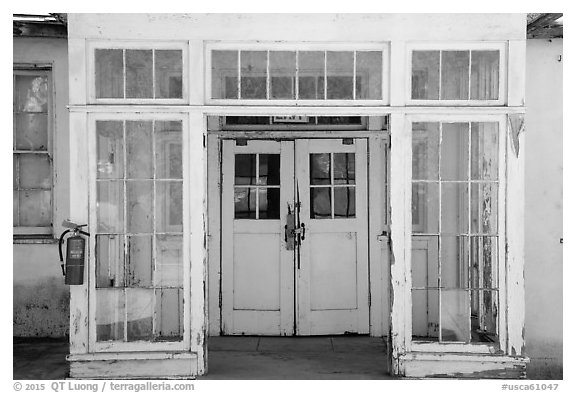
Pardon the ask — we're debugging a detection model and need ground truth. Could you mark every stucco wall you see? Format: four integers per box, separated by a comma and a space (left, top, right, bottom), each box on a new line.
13, 37, 70, 337
524, 39, 563, 379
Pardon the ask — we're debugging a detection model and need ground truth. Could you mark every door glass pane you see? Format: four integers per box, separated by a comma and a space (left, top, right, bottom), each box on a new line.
19, 154, 51, 189
126, 121, 153, 179
333, 153, 355, 185
126, 288, 154, 341
212, 50, 238, 99
235, 154, 256, 185
412, 289, 439, 341
126, 181, 153, 233
334, 187, 355, 218
441, 289, 470, 342
310, 153, 331, 185
155, 288, 183, 341
97, 181, 124, 233
471, 122, 499, 180
356, 51, 382, 100
412, 122, 440, 180
155, 121, 183, 179
258, 188, 280, 219
258, 154, 280, 185
127, 235, 153, 287
441, 51, 470, 100
14, 113, 48, 151
412, 182, 439, 233
126, 49, 153, 98
96, 121, 124, 179
156, 181, 183, 232
441, 182, 468, 234
270, 51, 295, 99
298, 51, 324, 99
96, 234, 125, 288
327, 51, 353, 99
96, 289, 125, 341
310, 187, 331, 219
155, 235, 183, 287
95, 49, 124, 98
412, 51, 440, 100
155, 50, 183, 99
240, 51, 267, 99
471, 51, 499, 100
441, 123, 469, 181
234, 187, 257, 219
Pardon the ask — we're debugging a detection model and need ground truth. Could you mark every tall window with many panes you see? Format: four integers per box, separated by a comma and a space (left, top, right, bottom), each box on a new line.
13, 68, 53, 236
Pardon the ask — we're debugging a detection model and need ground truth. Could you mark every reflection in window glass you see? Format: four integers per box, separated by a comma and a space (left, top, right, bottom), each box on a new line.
471, 51, 499, 100
270, 51, 295, 99
356, 51, 382, 100
327, 51, 354, 99
126, 50, 153, 99
412, 51, 440, 100
240, 51, 267, 99
212, 50, 238, 99
310, 187, 331, 219
441, 51, 469, 100
298, 51, 325, 100
155, 50, 183, 99
95, 49, 124, 98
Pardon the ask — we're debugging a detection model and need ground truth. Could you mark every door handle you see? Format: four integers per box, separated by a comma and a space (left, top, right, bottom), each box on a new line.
285, 212, 296, 250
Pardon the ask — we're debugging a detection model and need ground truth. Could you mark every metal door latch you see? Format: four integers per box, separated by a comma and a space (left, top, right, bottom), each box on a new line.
377, 230, 389, 242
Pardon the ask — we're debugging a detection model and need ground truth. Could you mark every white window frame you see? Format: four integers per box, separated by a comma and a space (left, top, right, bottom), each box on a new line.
401, 113, 508, 355
13, 66, 55, 237
406, 42, 507, 106
87, 111, 191, 353
87, 40, 189, 105
205, 42, 390, 106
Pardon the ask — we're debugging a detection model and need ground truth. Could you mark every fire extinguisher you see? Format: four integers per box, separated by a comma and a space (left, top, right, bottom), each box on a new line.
58, 220, 90, 285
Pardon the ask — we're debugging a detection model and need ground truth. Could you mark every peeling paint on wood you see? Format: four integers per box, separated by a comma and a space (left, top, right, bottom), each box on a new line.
508, 114, 525, 158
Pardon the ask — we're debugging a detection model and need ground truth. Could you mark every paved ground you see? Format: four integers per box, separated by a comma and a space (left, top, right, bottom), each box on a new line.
14, 336, 392, 380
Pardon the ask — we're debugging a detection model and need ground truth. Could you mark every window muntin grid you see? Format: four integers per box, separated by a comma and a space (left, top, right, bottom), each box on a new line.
94, 119, 184, 343
411, 121, 500, 345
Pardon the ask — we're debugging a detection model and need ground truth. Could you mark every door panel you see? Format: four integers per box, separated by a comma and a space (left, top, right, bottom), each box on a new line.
221, 140, 294, 335
295, 139, 369, 335
221, 138, 369, 336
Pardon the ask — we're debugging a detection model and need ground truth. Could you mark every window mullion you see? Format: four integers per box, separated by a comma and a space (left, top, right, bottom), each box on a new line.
237, 50, 241, 100
438, 122, 443, 342
122, 50, 127, 99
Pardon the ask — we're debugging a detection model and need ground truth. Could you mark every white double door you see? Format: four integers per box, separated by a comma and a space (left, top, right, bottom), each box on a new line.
221, 138, 369, 335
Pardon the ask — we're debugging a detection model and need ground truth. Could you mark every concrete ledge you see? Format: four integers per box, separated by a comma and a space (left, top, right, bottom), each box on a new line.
399, 352, 529, 379
67, 352, 198, 379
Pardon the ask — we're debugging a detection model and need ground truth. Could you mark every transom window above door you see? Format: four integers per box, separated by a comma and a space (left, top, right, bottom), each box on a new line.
89, 42, 188, 103
408, 43, 506, 105
209, 46, 386, 101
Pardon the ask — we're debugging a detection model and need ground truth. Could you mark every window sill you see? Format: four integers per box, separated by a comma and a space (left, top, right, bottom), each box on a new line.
13, 235, 58, 245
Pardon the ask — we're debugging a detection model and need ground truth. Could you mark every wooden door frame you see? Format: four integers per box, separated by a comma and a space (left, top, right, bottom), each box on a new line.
206, 126, 390, 337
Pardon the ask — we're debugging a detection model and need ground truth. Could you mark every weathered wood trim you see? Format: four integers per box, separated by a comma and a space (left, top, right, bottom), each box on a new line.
368, 135, 386, 336
389, 112, 410, 374
207, 134, 221, 336
68, 353, 198, 379
505, 114, 526, 357
189, 40, 203, 106
188, 109, 208, 374
507, 40, 526, 107
400, 352, 528, 379
389, 41, 405, 106
69, 111, 89, 354
68, 105, 527, 115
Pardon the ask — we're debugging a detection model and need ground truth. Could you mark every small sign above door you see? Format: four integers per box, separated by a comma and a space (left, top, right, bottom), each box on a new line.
272, 115, 309, 123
